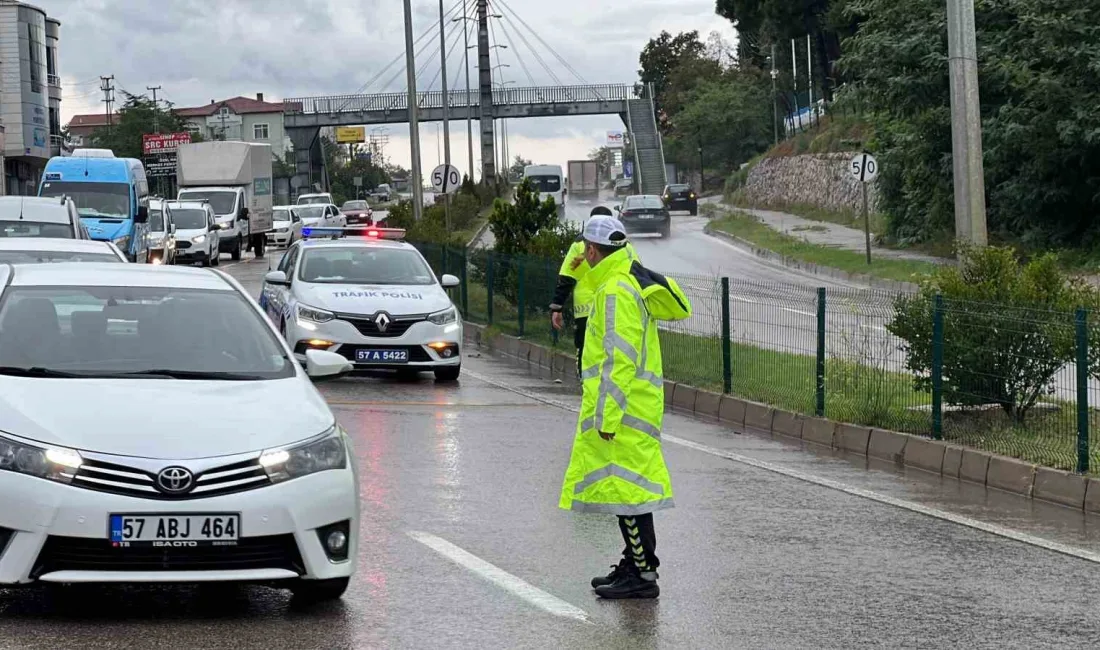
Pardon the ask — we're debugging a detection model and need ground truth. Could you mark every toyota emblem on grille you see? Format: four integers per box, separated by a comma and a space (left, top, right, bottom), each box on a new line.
156, 466, 194, 494
374, 312, 392, 332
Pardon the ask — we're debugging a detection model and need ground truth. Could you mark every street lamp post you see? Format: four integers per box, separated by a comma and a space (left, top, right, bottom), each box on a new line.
402, 0, 424, 220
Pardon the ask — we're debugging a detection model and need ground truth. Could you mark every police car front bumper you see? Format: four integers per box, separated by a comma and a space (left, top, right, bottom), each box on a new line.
291, 317, 462, 370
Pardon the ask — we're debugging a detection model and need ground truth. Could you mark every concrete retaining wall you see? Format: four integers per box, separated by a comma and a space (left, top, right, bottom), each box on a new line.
465, 321, 1100, 512
741, 153, 880, 216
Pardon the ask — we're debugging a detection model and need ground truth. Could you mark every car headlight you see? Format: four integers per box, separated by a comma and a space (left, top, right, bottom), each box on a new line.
427, 306, 457, 325
192, 234, 206, 244
258, 427, 347, 483
297, 303, 335, 323
277, 227, 289, 233
219, 222, 233, 230
0, 432, 82, 484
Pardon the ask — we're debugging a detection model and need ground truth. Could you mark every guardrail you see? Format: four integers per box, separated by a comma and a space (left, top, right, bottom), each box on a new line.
284, 84, 635, 115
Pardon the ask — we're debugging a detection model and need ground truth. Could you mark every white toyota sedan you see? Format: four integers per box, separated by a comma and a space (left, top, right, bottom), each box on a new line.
0, 262, 359, 602
260, 227, 463, 380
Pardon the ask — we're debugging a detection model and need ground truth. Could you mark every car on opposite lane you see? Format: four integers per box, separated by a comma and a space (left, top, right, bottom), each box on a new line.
616, 194, 672, 238
260, 226, 463, 381
0, 262, 359, 601
268, 205, 304, 248
662, 183, 698, 215
0, 238, 127, 264
0, 196, 89, 240
340, 200, 374, 226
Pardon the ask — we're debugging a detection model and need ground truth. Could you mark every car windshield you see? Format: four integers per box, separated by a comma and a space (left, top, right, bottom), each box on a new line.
342, 201, 367, 210
0, 221, 74, 238
273, 208, 294, 222
299, 247, 436, 285
669, 185, 690, 192
172, 209, 208, 230
40, 181, 129, 219
626, 197, 665, 210
149, 209, 165, 231
0, 285, 294, 380
526, 175, 561, 192
0, 250, 120, 264
297, 206, 326, 220
177, 191, 235, 215
299, 196, 329, 205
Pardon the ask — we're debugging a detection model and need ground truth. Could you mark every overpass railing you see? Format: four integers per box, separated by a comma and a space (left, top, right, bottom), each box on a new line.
284, 84, 636, 116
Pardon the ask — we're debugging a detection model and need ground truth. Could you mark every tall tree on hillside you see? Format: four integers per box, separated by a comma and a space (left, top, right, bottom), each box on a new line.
638, 31, 708, 124
90, 91, 197, 158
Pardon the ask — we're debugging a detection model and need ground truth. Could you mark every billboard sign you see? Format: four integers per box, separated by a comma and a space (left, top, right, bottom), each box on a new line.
336, 127, 366, 144
606, 131, 625, 148
142, 132, 192, 155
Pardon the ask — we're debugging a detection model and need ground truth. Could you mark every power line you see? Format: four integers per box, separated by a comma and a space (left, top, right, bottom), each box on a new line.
494, 0, 590, 86
493, 12, 537, 86
489, 1, 563, 86
425, 15, 467, 90
100, 75, 115, 129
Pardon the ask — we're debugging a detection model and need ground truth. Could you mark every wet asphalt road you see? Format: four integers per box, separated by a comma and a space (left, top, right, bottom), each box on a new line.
3, 254, 1100, 647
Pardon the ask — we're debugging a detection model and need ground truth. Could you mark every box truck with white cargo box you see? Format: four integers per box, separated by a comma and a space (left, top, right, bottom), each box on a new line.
176, 141, 274, 259
567, 160, 599, 197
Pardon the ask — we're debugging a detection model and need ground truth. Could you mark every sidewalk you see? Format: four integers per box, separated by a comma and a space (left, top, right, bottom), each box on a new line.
738, 207, 949, 265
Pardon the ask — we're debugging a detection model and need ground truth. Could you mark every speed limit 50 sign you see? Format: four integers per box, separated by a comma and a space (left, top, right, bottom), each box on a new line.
431, 164, 461, 195
850, 153, 879, 183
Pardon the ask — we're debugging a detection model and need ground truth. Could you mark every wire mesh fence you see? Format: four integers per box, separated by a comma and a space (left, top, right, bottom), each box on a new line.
414, 243, 1100, 474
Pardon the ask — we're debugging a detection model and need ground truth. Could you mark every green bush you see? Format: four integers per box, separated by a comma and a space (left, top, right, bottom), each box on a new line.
888, 245, 1094, 422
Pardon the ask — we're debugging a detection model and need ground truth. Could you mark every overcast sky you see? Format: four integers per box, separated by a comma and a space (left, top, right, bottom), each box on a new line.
49, 0, 734, 177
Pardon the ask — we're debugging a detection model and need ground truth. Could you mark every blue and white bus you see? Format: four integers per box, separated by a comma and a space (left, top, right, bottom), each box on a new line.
38, 153, 152, 263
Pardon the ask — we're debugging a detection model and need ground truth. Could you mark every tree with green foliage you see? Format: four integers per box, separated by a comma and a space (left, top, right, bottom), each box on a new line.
639, 30, 708, 125
508, 155, 532, 180
90, 91, 199, 158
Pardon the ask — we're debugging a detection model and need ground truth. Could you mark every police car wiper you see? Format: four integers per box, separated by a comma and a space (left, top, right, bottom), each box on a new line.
0, 366, 90, 378
108, 369, 268, 381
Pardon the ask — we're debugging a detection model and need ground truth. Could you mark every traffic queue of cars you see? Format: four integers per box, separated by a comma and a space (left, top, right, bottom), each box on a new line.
0, 219, 472, 601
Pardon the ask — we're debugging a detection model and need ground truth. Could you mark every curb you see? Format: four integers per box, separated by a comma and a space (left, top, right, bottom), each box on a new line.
703, 222, 920, 294
465, 218, 492, 250
464, 322, 1100, 513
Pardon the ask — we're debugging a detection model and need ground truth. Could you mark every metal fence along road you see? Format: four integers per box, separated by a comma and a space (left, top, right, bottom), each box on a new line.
412, 242, 1100, 476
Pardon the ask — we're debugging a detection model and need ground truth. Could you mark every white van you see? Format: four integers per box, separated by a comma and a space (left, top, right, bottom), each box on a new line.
523, 165, 565, 218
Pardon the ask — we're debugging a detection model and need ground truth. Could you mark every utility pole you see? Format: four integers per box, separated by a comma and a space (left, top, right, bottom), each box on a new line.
771, 44, 778, 144
459, 4, 474, 181
100, 75, 115, 132
946, 0, 988, 245
806, 34, 813, 128
476, 0, 496, 184
147, 85, 162, 133
438, 0, 452, 231
403, 0, 425, 220
790, 40, 798, 130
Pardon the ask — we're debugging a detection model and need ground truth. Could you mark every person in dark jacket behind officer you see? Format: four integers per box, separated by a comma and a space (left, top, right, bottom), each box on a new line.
549, 206, 638, 376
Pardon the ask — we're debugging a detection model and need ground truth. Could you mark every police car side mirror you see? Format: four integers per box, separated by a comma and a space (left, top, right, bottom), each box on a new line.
441, 273, 460, 289
305, 349, 353, 380
264, 270, 290, 286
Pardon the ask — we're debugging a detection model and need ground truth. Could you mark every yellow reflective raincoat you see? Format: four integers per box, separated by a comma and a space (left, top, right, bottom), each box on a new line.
551, 238, 638, 319
559, 247, 692, 515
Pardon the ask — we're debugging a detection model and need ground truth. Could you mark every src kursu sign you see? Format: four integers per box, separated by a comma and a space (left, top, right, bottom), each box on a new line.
143, 132, 192, 156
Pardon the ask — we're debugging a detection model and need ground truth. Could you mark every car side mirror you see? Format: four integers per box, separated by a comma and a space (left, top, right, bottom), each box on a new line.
614, 205, 621, 212
208, 223, 218, 232
240, 207, 250, 219
441, 273, 460, 288
264, 270, 290, 286
135, 206, 149, 223
305, 349, 353, 380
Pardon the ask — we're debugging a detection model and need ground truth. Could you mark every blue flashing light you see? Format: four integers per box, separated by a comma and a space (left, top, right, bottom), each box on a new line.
301, 226, 406, 241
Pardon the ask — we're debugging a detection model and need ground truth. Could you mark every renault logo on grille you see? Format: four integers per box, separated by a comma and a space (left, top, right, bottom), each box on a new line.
374, 312, 392, 332
156, 466, 194, 494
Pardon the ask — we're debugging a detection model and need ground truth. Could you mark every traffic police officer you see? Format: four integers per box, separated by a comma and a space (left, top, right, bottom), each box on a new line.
549, 206, 639, 376
559, 216, 691, 599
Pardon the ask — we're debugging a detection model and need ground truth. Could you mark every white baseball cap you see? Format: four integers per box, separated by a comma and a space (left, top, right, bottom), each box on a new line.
583, 216, 628, 247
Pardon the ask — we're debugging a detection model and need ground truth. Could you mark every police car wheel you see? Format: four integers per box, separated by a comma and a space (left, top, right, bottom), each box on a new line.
434, 366, 461, 382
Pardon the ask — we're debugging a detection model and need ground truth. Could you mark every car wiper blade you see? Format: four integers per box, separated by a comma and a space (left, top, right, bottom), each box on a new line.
111, 369, 266, 381
0, 366, 89, 378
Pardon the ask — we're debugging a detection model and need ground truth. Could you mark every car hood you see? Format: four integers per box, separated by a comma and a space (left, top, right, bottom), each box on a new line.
273, 220, 292, 229
81, 217, 130, 241
176, 227, 208, 239
296, 281, 451, 317
0, 377, 334, 459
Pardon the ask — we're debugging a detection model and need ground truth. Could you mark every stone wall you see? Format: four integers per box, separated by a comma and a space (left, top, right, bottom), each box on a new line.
740, 153, 880, 214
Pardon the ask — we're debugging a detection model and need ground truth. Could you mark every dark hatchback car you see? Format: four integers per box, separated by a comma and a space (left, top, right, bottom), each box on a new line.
663, 184, 698, 215
615, 195, 671, 238
340, 200, 374, 225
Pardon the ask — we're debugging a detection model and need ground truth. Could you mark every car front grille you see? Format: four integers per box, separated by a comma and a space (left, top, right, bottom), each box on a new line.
337, 313, 427, 338
72, 458, 270, 500
176, 241, 192, 250
338, 344, 433, 363
30, 534, 305, 577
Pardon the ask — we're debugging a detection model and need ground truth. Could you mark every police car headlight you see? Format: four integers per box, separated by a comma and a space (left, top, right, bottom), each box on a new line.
192, 234, 206, 244
259, 427, 347, 483
427, 307, 457, 325
297, 303, 335, 323
0, 432, 82, 485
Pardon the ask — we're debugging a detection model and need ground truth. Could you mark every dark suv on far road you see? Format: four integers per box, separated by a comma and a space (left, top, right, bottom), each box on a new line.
663, 183, 698, 215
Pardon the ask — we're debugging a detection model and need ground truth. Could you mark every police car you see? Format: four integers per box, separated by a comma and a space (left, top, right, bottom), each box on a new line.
260, 226, 463, 380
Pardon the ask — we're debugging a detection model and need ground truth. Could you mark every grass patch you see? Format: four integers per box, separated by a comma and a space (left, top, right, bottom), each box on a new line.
710, 210, 938, 284
766, 115, 872, 158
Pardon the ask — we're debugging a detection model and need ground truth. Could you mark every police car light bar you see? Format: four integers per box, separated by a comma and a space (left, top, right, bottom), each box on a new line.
301, 226, 406, 241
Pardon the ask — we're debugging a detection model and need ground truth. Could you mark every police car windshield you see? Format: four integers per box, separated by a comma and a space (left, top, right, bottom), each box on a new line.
299, 247, 436, 285
0, 286, 294, 380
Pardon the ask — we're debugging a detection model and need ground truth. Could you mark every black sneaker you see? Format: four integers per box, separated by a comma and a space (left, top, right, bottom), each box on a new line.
591, 558, 631, 589
594, 572, 659, 599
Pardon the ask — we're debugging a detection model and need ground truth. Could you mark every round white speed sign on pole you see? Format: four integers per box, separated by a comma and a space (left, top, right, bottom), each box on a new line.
849, 153, 879, 183
431, 164, 462, 195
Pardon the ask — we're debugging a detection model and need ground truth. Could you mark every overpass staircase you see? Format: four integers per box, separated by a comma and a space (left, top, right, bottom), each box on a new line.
626, 87, 667, 195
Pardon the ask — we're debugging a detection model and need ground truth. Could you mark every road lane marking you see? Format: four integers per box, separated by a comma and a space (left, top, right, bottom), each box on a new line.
407, 531, 592, 623
464, 368, 1100, 566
